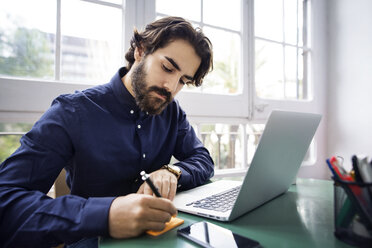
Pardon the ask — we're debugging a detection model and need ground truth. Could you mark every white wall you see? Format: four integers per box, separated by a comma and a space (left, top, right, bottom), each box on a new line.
327, 0, 372, 170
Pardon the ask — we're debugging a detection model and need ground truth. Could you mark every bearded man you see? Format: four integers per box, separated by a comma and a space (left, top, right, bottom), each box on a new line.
0, 16, 214, 247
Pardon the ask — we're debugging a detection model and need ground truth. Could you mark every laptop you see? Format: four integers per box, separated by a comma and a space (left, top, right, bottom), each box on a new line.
174, 110, 321, 221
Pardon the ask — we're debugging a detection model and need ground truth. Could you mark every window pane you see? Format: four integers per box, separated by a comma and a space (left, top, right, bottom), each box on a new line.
255, 0, 283, 41
255, 40, 284, 99
61, 0, 121, 84
284, 46, 309, 100
0, 123, 32, 163
0, 0, 55, 79
284, 46, 297, 99
298, 0, 304, 47
156, 0, 201, 22
298, 48, 307, 98
284, 0, 298, 45
255, 0, 309, 100
203, 0, 241, 31
197, 27, 241, 94
199, 124, 243, 170
246, 124, 265, 165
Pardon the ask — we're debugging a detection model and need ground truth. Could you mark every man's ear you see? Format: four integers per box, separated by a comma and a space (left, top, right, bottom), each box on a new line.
134, 45, 145, 62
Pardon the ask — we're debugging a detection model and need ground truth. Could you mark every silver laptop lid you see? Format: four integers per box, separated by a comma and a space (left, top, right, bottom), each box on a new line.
229, 110, 321, 220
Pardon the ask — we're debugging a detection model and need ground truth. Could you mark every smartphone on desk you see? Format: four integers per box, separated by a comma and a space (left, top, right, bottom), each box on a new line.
177, 221, 262, 248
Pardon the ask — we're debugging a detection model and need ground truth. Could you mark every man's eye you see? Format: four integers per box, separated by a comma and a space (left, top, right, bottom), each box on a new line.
162, 65, 172, 73
180, 79, 192, 85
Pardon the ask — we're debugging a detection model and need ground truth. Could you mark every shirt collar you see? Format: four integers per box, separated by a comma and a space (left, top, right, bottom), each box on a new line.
110, 67, 138, 111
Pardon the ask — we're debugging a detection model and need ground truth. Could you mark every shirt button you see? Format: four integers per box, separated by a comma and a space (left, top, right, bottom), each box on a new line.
143, 153, 146, 159
130, 110, 134, 114
137, 124, 141, 129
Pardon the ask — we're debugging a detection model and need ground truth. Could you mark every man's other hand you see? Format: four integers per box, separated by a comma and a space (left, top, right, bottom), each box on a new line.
108, 194, 177, 239
137, 168, 177, 200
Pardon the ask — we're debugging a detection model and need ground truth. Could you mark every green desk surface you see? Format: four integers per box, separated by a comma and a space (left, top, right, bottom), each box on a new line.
100, 178, 352, 248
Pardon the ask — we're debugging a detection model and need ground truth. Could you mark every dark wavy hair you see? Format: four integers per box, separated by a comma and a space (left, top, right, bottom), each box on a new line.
125, 16, 213, 87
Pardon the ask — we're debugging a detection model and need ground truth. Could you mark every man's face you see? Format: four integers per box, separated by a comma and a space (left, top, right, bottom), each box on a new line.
131, 39, 201, 115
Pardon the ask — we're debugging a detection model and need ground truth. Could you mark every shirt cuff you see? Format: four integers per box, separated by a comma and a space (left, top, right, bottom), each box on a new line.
176, 166, 190, 190
80, 197, 115, 237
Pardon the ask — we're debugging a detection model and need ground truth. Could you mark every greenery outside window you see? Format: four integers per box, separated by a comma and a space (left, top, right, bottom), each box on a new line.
0, 123, 32, 163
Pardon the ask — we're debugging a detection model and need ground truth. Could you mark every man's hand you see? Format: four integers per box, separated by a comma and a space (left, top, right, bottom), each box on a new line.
137, 168, 177, 200
108, 194, 177, 239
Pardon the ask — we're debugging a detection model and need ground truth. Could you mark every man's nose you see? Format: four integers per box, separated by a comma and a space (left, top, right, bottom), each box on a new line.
163, 75, 180, 93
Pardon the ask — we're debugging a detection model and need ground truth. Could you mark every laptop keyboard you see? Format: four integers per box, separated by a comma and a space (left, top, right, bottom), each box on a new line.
186, 186, 241, 212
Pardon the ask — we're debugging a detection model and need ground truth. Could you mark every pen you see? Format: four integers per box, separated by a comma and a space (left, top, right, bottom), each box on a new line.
329, 157, 354, 182
357, 156, 372, 199
326, 159, 338, 178
351, 155, 363, 183
140, 171, 162, 197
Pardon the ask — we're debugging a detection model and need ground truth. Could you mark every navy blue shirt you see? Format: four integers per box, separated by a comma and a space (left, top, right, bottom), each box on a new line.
0, 67, 214, 247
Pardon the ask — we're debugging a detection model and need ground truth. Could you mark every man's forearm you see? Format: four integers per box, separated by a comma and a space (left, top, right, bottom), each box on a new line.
174, 148, 214, 191
0, 186, 113, 247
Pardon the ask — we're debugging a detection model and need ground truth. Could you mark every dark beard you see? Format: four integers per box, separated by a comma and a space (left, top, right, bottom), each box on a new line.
131, 60, 172, 115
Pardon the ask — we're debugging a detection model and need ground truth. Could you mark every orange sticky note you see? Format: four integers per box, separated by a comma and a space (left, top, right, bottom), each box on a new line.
146, 217, 184, 236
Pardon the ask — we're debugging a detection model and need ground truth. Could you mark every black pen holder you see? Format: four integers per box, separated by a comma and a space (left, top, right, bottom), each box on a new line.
333, 177, 372, 247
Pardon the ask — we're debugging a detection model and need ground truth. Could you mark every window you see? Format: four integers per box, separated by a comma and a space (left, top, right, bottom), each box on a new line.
0, 0, 56, 80
1, 0, 324, 175
156, 0, 316, 171
255, 0, 311, 100
0, 0, 122, 84
60, 0, 122, 84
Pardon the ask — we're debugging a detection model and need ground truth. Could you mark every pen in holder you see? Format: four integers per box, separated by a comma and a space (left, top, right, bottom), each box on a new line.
333, 177, 372, 247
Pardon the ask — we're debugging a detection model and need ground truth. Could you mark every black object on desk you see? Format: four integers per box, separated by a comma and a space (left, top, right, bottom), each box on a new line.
333, 177, 372, 247
326, 155, 372, 247
177, 221, 262, 248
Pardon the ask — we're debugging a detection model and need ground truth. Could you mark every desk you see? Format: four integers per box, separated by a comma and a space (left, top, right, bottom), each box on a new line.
100, 178, 352, 248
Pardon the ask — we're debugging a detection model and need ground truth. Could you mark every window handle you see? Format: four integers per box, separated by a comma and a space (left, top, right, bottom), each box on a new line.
254, 104, 269, 112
